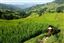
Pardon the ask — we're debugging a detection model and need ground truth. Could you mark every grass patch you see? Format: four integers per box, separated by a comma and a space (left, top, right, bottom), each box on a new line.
0, 13, 64, 43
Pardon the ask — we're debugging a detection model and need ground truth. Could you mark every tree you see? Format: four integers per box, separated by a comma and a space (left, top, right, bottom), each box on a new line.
56, 6, 64, 13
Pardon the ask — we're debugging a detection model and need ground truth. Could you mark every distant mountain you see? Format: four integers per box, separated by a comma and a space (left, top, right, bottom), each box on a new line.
14, 3, 37, 9
0, 0, 64, 15
0, 0, 64, 19
25, 0, 64, 15
0, 3, 38, 11
54, 0, 64, 4
0, 3, 21, 10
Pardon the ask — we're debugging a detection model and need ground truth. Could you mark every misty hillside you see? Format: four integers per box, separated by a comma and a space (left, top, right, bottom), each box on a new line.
15, 4, 37, 9
0, 3, 21, 10
0, 3, 37, 10
54, 0, 64, 4
0, 0, 64, 20
25, 0, 64, 15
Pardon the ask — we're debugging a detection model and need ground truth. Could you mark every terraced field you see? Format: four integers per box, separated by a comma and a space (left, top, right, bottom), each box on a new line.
0, 13, 64, 43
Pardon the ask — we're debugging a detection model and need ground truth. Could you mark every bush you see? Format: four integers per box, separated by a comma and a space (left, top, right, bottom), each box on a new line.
56, 6, 64, 13
0, 9, 28, 20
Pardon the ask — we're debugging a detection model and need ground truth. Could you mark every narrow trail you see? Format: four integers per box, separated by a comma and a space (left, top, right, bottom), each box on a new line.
38, 37, 49, 43
42, 37, 49, 43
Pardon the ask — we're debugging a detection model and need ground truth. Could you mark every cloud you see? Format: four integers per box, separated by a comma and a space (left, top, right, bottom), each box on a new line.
0, 0, 54, 4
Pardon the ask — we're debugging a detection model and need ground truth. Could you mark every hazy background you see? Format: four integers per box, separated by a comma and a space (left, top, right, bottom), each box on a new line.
0, 0, 54, 5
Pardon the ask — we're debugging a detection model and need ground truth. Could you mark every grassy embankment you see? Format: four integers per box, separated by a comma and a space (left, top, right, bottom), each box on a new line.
0, 13, 64, 43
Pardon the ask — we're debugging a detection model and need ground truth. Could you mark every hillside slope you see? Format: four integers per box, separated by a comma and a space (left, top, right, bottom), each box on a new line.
0, 3, 21, 10
0, 0, 64, 43
0, 13, 64, 43
25, 0, 64, 16
24, 13, 64, 43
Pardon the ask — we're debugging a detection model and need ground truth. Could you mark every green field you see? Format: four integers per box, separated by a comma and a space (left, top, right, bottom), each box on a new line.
0, 13, 64, 43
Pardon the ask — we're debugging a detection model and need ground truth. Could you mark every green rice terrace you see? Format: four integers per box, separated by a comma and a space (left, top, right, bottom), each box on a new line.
0, 13, 64, 43
0, 0, 64, 43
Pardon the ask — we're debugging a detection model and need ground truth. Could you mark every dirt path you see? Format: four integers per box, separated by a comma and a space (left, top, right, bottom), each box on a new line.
38, 37, 49, 43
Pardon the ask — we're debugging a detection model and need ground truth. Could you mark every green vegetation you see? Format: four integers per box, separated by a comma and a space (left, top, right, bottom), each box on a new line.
54, 0, 64, 4
0, 9, 28, 20
25, 0, 64, 16
0, 0, 64, 43
0, 3, 20, 10
0, 0, 64, 20
0, 13, 64, 43
24, 13, 64, 43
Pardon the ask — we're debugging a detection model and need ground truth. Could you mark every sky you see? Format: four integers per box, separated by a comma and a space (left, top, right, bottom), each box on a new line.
0, 0, 54, 5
